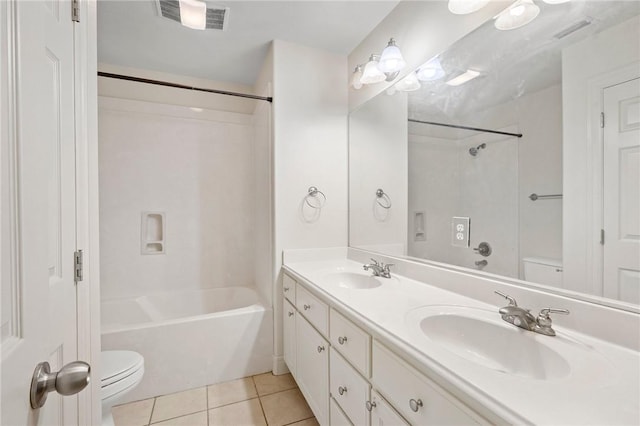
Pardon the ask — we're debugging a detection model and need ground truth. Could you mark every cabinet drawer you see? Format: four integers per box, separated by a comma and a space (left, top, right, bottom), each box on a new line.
330, 398, 353, 426
296, 284, 329, 336
283, 273, 296, 304
372, 341, 483, 426
330, 309, 371, 377
330, 348, 370, 426
369, 390, 409, 426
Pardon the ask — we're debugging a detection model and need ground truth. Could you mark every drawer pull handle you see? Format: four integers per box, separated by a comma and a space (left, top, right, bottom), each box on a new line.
304, 304, 311, 310
338, 336, 348, 345
284, 287, 290, 292
317, 345, 325, 353
366, 401, 377, 412
288, 311, 294, 317
338, 386, 347, 395
409, 398, 423, 412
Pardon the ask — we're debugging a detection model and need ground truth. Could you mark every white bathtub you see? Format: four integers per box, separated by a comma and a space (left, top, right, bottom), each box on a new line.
101, 287, 273, 402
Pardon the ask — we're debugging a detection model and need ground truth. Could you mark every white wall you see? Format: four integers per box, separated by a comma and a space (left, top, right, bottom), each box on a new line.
98, 77, 260, 300
349, 91, 408, 254
562, 16, 640, 296
272, 40, 348, 372
252, 45, 274, 307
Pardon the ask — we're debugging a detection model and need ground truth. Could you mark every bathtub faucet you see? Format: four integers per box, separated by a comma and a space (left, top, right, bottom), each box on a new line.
363, 259, 393, 279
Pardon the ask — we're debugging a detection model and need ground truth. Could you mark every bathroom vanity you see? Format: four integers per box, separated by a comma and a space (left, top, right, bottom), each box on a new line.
281, 249, 639, 426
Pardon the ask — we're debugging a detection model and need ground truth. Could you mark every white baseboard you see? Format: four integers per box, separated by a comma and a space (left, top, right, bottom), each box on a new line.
272, 355, 290, 375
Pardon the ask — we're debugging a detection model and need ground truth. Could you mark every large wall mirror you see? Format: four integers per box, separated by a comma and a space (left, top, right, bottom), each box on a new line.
349, 0, 640, 311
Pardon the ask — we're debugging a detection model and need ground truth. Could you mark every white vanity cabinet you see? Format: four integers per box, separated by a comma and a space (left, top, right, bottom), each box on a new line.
282, 272, 485, 426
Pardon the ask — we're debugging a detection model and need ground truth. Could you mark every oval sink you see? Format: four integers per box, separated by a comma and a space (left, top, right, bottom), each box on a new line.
322, 272, 382, 290
407, 306, 571, 380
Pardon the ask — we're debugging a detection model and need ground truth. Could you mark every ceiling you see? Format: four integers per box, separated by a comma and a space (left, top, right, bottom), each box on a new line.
407, 0, 640, 131
97, 0, 399, 86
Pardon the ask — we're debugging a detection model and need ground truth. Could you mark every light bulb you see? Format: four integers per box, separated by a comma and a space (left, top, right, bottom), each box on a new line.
494, 0, 540, 31
417, 57, 445, 82
395, 72, 421, 92
351, 66, 363, 90
360, 55, 386, 84
179, 0, 207, 30
378, 38, 406, 73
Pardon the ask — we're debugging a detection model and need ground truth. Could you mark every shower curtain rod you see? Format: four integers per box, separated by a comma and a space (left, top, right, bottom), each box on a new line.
97, 72, 273, 103
408, 119, 523, 138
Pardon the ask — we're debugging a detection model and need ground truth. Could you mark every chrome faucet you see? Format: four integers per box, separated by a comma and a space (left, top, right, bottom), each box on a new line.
495, 291, 569, 336
363, 258, 393, 279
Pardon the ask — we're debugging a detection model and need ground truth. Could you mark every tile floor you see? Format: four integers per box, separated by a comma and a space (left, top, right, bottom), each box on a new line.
111, 372, 319, 426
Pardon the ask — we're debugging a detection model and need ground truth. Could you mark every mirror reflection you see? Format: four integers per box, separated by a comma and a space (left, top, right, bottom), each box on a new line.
349, 0, 640, 309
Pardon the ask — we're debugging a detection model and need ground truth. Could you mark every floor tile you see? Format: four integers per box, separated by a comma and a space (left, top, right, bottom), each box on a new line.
151, 387, 207, 423
208, 398, 267, 426
208, 377, 258, 408
260, 388, 313, 426
287, 418, 319, 426
112, 398, 154, 426
151, 411, 208, 426
253, 372, 297, 396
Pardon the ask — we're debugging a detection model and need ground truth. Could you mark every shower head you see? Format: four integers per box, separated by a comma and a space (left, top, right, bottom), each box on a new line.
469, 143, 486, 156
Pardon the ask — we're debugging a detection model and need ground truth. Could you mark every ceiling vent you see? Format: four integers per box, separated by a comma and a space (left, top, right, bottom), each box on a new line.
156, 0, 229, 31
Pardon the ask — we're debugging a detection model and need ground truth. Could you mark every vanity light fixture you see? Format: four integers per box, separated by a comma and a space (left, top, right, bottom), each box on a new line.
395, 72, 421, 92
351, 65, 364, 90
360, 55, 387, 85
448, 0, 490, 15
179, 0, 207, 30
494, 0, 540, 31
417, 57, 446, 82
445, 69, 480, 86
378, 38, 406, 74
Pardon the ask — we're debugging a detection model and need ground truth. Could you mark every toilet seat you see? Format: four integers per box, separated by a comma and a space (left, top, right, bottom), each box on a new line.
101, 351, 144, 400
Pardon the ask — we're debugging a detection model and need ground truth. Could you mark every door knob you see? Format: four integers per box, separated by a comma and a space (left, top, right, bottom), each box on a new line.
30, 361, 91, 408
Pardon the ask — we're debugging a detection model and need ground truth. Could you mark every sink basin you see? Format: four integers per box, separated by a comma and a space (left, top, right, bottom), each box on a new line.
406, 306, 571, 380
321, 272, 382, 289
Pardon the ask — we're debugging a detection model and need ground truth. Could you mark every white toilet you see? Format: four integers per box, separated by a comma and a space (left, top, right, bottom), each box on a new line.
101, 350, 145, 426
522, 257, 563, 287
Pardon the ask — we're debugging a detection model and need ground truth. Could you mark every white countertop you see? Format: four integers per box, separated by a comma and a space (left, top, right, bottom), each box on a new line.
283, 258, 640, 425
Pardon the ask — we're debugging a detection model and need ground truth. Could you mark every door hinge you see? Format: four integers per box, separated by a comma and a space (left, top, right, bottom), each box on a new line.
600, 112, 605, 128
600, 229, 605, 245
72, 0, 80, 22
74, 250, 83, 283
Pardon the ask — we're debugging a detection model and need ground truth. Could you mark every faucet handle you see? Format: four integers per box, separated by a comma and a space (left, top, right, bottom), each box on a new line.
538, 308, 570, 319
370, 258, 379, 266
494, 290, 517, 307
535, 308, 569, 336
382, 263, 394, 271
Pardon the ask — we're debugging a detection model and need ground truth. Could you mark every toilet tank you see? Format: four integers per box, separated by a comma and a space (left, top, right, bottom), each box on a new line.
522, 257, 563, 287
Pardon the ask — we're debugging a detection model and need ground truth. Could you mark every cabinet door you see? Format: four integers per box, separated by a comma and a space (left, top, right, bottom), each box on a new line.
283, 298, 297, 377
296, 315, 329, 425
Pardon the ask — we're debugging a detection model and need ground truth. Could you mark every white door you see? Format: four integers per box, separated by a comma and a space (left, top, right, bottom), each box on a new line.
1, 1, 86, 425
296, 315, 329, 426
603, 78, 640, 304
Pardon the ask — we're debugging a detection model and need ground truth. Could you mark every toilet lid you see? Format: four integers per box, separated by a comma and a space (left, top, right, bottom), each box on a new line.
101, 350, 144, 388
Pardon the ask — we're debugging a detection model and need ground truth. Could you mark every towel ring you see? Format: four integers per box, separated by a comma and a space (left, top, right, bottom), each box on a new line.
375, 188, 392, 209
305, 186, 326, 209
